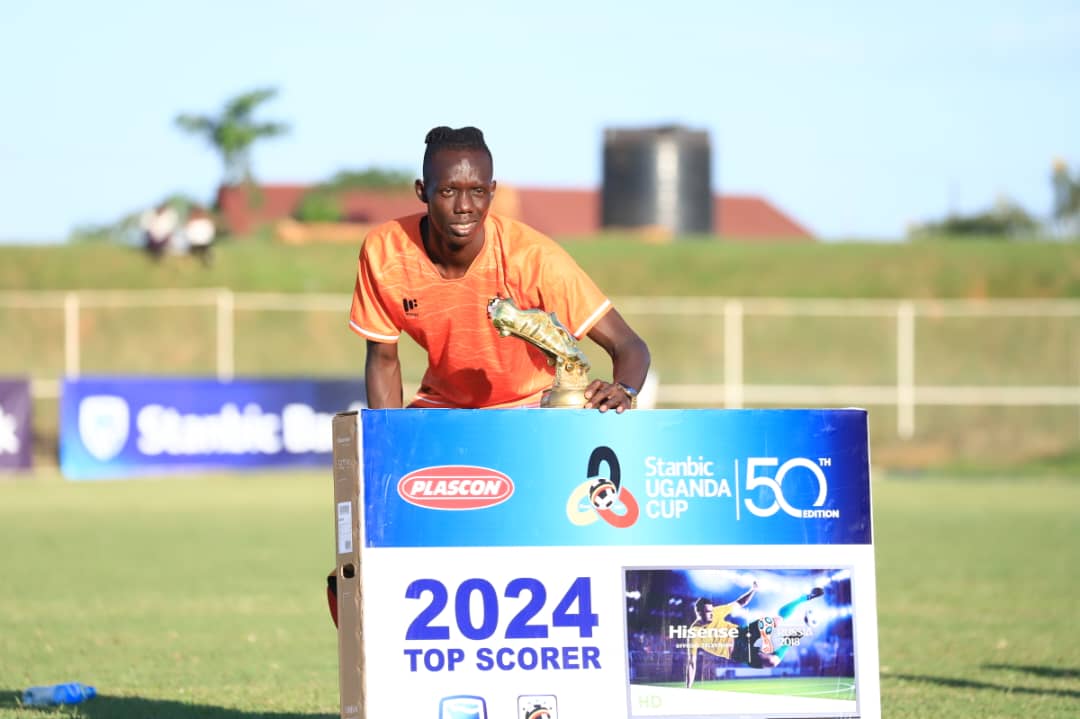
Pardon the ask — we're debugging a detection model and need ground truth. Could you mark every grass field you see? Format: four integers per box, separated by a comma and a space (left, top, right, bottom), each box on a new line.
1, 469, 1077, 718
2, 236, 1079, 716
2, 235, 1078, 298
3, 238, 1080, 472
646, 676, 857, 702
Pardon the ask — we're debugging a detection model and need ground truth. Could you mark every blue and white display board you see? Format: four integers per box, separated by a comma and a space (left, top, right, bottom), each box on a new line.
61, 377, 365, 479
332, 408, 880, 719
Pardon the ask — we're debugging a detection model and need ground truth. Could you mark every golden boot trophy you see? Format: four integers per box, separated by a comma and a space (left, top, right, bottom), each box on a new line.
487, 297, 591, 408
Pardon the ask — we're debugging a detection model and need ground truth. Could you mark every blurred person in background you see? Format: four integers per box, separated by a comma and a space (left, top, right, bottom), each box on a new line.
347, 125, 650, 413
140, 202, 178, 260
182, 205, 216, 267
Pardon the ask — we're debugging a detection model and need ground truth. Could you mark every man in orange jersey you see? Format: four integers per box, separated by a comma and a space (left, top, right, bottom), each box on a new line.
328, 127, 653, 627
348, 126, 650, 412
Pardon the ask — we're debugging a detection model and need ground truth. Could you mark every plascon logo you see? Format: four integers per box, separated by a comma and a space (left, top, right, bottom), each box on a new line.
398, 465, 514, 510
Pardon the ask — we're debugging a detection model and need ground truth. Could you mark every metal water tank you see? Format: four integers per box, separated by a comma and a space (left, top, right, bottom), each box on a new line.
601, 126, 713, 236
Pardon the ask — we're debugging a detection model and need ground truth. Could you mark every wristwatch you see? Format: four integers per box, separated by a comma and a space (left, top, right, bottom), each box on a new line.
615, 382, 639, 408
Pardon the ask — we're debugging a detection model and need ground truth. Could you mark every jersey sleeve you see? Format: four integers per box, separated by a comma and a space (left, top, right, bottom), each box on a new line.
537, 242, 612, 339
348, 237, 401, 343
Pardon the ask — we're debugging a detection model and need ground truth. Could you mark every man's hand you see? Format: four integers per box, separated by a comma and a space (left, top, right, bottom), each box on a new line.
585, 309, 650, 412
583, 380, 635, 413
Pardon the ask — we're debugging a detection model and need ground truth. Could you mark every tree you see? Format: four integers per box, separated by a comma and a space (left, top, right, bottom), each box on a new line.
909, 196, 1041, 240
292, 167, 415, 223
175, 87, 289, 186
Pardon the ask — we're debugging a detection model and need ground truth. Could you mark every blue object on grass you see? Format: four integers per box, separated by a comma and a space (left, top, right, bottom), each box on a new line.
22, 682, 97, 707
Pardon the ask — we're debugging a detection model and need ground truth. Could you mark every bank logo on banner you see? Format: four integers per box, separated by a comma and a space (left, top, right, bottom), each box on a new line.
78, 395, 130, 461
565, 445, 639, 529
0, 405, 19, 456
0, 406, 19, 456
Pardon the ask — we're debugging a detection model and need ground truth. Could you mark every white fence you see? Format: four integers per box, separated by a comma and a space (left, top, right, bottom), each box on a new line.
4, 290, 1079, 439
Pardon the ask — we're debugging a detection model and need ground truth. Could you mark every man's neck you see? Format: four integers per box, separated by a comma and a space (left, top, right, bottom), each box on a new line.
421, 216, 485, 279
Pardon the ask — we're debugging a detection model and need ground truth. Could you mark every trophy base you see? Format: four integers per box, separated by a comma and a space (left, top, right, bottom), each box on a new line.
541, 388, 588, 409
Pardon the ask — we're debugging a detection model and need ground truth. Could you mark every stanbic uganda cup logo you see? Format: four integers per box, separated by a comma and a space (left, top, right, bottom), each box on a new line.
566, 446, 639, 528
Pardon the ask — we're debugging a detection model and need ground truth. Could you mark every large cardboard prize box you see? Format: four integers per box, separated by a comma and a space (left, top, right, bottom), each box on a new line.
332, 408, 880, 719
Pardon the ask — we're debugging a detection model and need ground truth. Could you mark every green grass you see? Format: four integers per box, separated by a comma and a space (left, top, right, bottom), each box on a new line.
873, 477, 1079, 718
0, 470, 338, 719
3, 237, 1080, 473
647, 676, 856, 701
0, 470, 1077, 718
2, 235, 1079, 298
884, 446, 1080, 480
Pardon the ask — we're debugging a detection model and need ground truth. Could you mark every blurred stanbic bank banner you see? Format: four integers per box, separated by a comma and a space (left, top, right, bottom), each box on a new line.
0, 378, 33, 471
60, 378, 365, 480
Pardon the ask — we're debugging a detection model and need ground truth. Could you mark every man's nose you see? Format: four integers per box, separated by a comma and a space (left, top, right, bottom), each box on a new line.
454, 191, 474, 213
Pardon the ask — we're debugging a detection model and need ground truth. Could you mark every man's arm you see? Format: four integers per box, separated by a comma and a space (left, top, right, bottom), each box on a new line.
583, 309, 651, 413
734, 580, 759, 608
365, 340, 404, 409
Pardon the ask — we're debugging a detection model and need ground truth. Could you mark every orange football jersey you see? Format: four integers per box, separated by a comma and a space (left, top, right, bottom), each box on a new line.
349, 213, 612, 408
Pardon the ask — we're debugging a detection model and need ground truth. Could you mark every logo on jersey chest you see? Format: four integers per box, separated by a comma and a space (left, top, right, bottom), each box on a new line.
402, 297, 419, 317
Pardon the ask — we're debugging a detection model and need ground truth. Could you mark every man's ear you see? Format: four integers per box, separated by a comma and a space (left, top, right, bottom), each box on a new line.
414, 179, 427, 204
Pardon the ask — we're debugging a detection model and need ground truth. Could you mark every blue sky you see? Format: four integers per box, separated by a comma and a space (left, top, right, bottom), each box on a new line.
1, 1, 1077, 242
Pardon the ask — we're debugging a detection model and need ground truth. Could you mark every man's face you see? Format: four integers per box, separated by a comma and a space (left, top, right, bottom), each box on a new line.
416, 148, 495, 247
700, 603, 714, 622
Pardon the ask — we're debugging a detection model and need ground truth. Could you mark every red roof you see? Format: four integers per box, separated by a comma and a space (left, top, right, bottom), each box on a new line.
515, 188, 600, 237
216, 185, 422, 233
217, 184, 813, 240
715, 195, 814, 239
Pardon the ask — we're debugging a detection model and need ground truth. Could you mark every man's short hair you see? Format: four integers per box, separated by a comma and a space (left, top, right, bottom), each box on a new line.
422, 126, 493, 181
694, 597, 712, 614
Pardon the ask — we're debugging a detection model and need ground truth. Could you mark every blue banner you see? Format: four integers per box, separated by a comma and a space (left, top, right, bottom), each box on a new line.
360, 408, 871, 548
61, 377, 365, 479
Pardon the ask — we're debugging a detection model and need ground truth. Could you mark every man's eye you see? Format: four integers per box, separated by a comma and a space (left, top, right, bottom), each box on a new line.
439, 188, 455, 197
472, 188, 487, 197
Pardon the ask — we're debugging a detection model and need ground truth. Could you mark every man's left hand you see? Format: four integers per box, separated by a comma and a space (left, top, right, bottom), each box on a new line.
583, 381, 635, 413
